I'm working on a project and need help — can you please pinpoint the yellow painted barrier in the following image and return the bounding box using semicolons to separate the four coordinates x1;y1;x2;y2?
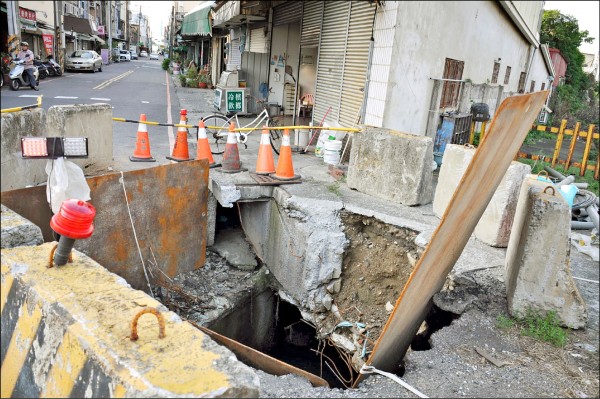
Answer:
0;243;259;398
0;95;43;113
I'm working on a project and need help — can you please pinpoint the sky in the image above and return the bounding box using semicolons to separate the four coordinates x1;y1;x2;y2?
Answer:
544;1;600;54
129;1;173;40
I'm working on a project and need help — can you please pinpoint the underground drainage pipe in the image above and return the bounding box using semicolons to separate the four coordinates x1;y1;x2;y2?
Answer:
571;221;595;230
585;204;599;231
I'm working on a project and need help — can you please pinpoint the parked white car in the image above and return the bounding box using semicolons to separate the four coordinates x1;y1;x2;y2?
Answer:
140;51;148;57
149;53;159;60
119;50;131;61
65;50;103;72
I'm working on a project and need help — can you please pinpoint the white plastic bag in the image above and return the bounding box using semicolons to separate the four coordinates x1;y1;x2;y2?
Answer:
45;158;91;214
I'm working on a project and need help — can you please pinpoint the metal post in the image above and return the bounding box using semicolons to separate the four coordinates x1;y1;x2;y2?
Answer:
6;1;18;37
107;0;112;61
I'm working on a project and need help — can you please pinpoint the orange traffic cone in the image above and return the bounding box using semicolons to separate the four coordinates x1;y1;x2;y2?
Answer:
221;123;245;173
129;114;156;162
196;120;220;168
255;126;276;174
167;109;193;162
273;129;300;180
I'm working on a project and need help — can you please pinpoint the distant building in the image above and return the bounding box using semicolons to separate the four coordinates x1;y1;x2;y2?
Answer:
549;48;568;87
582;52;599;81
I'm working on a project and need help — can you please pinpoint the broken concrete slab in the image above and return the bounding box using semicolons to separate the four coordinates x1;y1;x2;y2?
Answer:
433;144;531;247
505;176;588;329
0;204;43;248
211;228;258;271
347;125;434;206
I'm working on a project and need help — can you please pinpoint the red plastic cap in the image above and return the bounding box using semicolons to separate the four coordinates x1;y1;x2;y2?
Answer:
180;109;187;116
50;199;96;239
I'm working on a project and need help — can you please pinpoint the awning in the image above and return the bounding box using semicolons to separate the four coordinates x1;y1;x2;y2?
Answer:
181;3;212;37
20;19;39;33
78;34;94;42
92;35;105;45
64;15;93;35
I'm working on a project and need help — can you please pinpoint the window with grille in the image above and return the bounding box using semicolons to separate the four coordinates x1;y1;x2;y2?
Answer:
440;58;464;108
491;62;500;84
504;66;511;85
541;82;546;90
530;80;536;93
518;72;526;93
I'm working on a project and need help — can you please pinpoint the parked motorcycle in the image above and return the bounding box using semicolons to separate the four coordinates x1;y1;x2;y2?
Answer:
33;57;48;79
45;55;62;76
9;59;39;91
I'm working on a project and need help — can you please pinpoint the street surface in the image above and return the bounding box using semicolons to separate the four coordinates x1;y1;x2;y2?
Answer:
1;56;185;172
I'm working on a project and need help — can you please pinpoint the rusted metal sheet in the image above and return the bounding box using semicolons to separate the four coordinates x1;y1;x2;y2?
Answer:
1;160;210;292
357;91;550;383
188;320;329;388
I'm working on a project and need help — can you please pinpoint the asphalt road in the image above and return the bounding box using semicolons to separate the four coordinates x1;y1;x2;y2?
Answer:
1;56;183;172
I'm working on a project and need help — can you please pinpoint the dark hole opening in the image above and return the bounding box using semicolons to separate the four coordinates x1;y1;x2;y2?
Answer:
410;304;460;351
215;202;241;233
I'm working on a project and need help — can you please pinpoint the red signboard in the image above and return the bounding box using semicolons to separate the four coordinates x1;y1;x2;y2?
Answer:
42;34;54;56
19;7;36;21
97;26;105;35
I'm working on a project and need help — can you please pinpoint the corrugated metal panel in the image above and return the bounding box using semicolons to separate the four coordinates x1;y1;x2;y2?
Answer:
249;27;268;53
301;2;323;48
228;37;242;70
314;1;350;125
339;1;376;127
273;1;302;26
241;51;270;114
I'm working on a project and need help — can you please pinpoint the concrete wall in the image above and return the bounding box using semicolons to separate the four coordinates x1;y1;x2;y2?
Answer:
46;103;113;174
527;48;553;92
367;1;533;136
0;108;48;192
1;104;114;192
505;177;588;329
347;125;434;206
1;204;43;248
1;243;259;398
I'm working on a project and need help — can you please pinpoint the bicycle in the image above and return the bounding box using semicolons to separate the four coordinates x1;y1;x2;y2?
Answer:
201;99;284;155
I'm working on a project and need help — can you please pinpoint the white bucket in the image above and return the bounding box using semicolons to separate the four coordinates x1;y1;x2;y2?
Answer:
323;140;343;165
295;129;310;147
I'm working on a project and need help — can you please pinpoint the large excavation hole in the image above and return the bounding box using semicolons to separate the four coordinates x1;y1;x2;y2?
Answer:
410;304;460;351
215;202;241;232
210;293;356;389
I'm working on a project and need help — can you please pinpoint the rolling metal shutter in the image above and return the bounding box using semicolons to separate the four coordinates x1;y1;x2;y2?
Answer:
300;2;323;48
339;1;376;127
273;1;302;26
313;1;350;125
249;27;268;53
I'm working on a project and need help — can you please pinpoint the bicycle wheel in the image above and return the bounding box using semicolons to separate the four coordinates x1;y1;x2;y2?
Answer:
269;118;283;155
202;114;229;155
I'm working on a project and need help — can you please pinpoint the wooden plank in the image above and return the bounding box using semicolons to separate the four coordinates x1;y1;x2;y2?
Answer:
564;121;581;170
551;119;567;167
356;91;550;382
580;124;595;177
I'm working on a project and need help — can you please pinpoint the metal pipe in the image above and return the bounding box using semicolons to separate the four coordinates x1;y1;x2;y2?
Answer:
572;208;588;218
555;175;575;188
586;204;599;231
543;165;565;180
574;182;589;189
54;236;76;266
571;221;595;230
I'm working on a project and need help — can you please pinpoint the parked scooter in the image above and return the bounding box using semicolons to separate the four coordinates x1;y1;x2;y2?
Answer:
9;59;39;91
45;55;62;76
33;57;48;79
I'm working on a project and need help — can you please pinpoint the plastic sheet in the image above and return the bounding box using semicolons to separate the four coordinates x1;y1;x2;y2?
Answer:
45;158;91;214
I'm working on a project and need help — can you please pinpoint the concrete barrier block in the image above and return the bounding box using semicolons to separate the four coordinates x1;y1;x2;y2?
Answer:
46;104;113;174
0;204;43;248
347;126;433;206
0;108;47;191
1;243;260;398
433;144;531;247
505;177;587;329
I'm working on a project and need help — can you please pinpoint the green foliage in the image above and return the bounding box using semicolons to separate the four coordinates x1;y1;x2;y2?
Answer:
327;181;342;196
188;78;199;87
517;158;598;194
496;310;568;348
496;314;516;330
186;65;198;79
523;129;556;145
179;74;186;87
198;70;209;83
520;309;568;347
162;58;170;70
541;10;599;126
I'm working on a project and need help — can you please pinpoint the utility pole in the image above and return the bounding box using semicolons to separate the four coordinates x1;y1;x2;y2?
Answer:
107;1;112;61
6;0;19;38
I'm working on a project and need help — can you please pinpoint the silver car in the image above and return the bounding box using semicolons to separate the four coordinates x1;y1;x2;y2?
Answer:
66;50;103;72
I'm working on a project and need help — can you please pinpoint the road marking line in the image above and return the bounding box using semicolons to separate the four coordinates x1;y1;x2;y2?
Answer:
93;70;134;90
166;71;175;153
141;101;149;103
90;98;111;101
55;96;78;99
18;95;39;98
